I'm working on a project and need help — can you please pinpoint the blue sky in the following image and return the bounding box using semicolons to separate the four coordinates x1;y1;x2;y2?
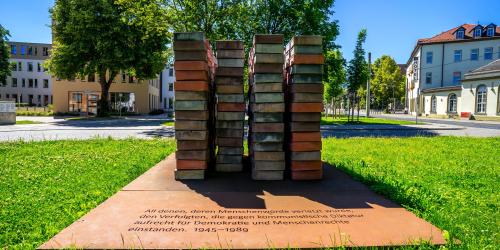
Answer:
1;0;499;64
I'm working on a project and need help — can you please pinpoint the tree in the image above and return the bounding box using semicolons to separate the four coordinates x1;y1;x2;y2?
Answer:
346;29;368;121
371;55;405;112
0;24;10;84
46;0;171;116
323;49;345;117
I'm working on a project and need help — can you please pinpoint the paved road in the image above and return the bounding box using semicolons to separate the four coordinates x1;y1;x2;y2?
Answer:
2;116;174;141
1;115;498;142
372;113;500;130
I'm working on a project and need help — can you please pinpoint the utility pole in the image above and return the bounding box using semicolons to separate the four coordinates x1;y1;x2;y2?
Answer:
366;52;371;117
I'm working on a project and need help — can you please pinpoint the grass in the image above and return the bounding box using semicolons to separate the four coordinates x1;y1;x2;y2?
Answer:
322;137;499;249
162;121;175;126
0;138;176;249
321;116;422;125
15;120;42;125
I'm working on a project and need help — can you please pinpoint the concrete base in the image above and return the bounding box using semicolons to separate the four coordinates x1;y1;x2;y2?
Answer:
40;154;445;249
0;113;15;125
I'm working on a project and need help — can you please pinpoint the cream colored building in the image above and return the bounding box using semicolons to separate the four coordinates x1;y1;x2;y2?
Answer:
406;23;500;118
461;60;499;117
52;73;160;115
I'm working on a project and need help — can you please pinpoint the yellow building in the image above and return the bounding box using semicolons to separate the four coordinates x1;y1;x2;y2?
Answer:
52;73;160;115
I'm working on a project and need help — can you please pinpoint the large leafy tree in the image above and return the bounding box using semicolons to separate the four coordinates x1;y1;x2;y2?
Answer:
46;0;171;116
371;55;405;111
346;29;368;121
323;48;345;103
0;24;10;84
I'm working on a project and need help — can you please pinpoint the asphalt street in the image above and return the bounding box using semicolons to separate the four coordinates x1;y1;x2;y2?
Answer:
0;115;497;141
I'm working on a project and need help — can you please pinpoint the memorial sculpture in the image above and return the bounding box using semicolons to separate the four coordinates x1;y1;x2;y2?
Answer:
248;34;286;180
173;32;324;181
214;41;246;172
173;32;217;180
284;36;324;180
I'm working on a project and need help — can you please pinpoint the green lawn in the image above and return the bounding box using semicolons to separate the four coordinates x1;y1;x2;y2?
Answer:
162;121;175;126
322;137;499;249
0;138;176;249
1;137;497;249
321;116;421;125
15;120;42;125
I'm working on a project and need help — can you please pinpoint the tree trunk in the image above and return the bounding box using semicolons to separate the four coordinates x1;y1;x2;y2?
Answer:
97;70;117;117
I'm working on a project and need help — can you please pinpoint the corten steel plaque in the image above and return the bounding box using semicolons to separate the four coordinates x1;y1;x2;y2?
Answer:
40;154;446;249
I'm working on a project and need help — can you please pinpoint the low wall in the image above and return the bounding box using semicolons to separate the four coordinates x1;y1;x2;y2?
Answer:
0;102;16;125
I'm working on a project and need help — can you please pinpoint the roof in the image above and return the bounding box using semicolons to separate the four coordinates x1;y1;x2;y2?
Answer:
406;23;500;65
417;24;500;44
468;59;500;74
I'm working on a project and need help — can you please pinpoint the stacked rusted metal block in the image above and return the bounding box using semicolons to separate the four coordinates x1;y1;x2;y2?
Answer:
284;36;324;180
214;41;245;172
173;32;217;180
248;34;286;180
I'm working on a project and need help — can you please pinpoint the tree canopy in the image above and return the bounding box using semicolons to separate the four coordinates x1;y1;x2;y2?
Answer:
371;55;405;109
0;24;10;84
47;0;171;115
323;48;345;102
346;29;368;94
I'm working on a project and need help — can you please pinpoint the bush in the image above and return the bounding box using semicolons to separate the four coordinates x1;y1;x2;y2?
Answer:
16;110;54;116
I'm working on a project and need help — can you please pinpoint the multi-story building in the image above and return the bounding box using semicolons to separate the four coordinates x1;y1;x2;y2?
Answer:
52;72;161;115
159;65;175;112
406;23;500;118
0;42;52;106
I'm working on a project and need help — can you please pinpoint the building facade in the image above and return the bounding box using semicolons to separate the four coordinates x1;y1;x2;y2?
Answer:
406;23;500;118
160;65;175;112
461;60;500;117
52;73;161;115
0;42;52;106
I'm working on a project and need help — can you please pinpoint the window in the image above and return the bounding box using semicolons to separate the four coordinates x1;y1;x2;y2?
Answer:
44;95;49;105
168;68;174;76
18;62;22;71
454;50;462;62
448;94;457;113
6;94;10;99
476;85;487;113
69;92;83;112
21;46;25;55
168;97;174;109
128;75;135;83
37;63;41;72
12;78;17;87
37;95;41;104
425;72;432;84
22;78;25;87
42;47;49;56
426;52;433;64
110;92;136;112
431;95;437;113
28;46;33;55
34;79;38;88
471;49;479;61
121;72;126;82
28;79;33;88
88;74;95;82
12;94;17;102
11;45;16;55
169;83;174;91
487;27;494;37
452;72;461;84
484;47;493;60
34;47;38;55
498;86;500;114
43;79;49;88
474;28;482;37
456;30;464;39
28;62;33;72
28;95;33;105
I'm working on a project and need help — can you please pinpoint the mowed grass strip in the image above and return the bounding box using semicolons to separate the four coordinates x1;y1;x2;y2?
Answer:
322;137;499;249
0;138;175;249
321;116;420;125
